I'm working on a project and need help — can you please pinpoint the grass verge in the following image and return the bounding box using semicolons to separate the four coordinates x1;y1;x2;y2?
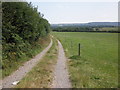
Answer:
53;32;118;88
2;36;51;79
15;37;58;88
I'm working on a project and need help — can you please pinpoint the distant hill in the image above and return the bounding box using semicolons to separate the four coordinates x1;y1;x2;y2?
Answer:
51;22;119;33
51;22;119;27
85;22;118;26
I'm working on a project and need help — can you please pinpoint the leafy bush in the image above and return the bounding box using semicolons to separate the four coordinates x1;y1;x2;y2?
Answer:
2;2;51;73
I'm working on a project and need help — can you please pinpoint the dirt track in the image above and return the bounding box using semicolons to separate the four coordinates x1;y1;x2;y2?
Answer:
1;39;52;88
52;40;71;88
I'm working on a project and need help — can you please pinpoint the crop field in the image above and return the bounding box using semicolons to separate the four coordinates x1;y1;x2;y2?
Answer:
98;27;118;31
52;32;118;88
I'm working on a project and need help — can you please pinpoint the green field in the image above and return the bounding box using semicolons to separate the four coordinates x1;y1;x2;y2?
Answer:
52;32;118;88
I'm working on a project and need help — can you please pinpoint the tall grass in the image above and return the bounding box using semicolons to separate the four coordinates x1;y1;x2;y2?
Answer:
2;36;50;78
53;32;118;88
15;38;58;88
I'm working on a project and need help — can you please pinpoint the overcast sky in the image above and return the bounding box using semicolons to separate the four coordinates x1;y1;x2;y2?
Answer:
26;0;118;24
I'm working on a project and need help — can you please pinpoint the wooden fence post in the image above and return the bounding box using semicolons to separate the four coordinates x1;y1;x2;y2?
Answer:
71;41;72;48
78;43;80;56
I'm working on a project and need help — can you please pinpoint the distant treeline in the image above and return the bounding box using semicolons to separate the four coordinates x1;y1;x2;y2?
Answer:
52;26;92;32
52;26;119;33
2;2;51;71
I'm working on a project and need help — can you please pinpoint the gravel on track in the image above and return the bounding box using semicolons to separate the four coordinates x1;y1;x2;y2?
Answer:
1;39;53;88
52;40;71;88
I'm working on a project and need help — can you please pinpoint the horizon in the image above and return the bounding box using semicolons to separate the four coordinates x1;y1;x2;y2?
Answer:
28;2;118;24
50;21;118;25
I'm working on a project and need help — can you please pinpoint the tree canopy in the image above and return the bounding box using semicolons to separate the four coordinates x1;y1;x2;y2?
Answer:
2;2;51;71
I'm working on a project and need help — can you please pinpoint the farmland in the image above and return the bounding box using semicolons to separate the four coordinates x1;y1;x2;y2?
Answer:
52;32;118;88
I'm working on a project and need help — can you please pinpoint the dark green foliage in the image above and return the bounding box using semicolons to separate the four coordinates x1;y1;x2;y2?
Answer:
52;26;119;33
2;2;51;75
52;26;93;32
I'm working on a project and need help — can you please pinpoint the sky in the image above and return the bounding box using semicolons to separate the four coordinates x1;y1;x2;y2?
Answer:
26;0;119;24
